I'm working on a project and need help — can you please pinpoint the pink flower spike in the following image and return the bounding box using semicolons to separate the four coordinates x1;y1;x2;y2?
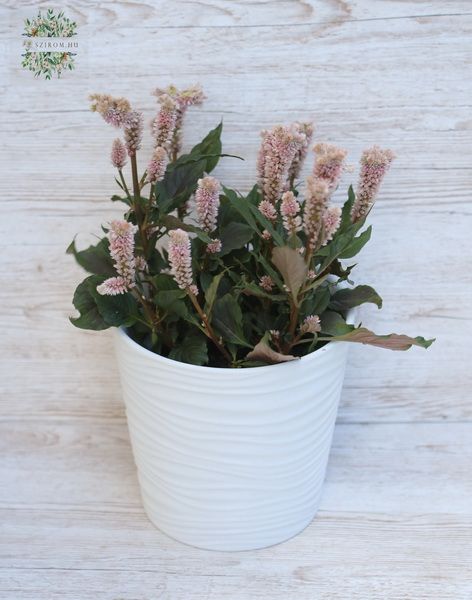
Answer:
111;138;127;169
351;146;395;222
299;315;321;335
96;276;128;296
146;146;168;183
168;229;195;291
124;111;143;157
288;122;315;183
152;94;178;149
312;142;347;190
258;199;278;222
108;220;138;285
90;94;131;128
322;206;342;245
303;176;330;252
257;125;306;205
195;176;221;232
280;191;302;236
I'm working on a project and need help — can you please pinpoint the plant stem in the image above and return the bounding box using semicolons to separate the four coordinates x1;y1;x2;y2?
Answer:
118;169;132;200
130;154;149;257
188;291;233;364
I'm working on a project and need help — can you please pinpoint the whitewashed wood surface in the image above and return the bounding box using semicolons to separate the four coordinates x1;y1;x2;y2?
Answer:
1;1;472;598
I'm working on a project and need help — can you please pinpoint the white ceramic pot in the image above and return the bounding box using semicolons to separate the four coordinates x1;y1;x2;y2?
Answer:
114;327;351;551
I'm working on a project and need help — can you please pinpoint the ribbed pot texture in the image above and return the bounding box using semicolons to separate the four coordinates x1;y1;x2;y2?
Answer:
114;328;351;551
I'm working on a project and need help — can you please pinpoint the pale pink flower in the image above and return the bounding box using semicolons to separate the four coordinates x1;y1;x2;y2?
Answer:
152;94;178;149
260;275;274;292
307;269;316;280
111;138;127;169
299;315;321;335
168;229;195;291
124;111;143;157
152;85;205;156
90;94;131;128
195;176;221;232
107;220;138;287
303;176;330;251
206;239;222;254
258;199;278;222
257;125;306;205
97;276;129;296
270;329;280;340
280;191;302;236
313;142;347;190
261;229;272;241
322;206;342;245
146;146;168;183
135;255;148;272
351;146;395;222
288;122;314;183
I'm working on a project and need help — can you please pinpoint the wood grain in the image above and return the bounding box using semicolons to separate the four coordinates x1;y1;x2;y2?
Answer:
1;0;471;597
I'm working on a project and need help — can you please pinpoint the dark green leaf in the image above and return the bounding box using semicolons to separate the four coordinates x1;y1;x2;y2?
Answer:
330;285;382;311
67;238;115;276
204;272;225;316
219;222;253;256
161;214;212;243
212;293;251;347
70;275;109;330
94;289;139;327
169;331;209;365
155;158;207;215
320;311;355;336
338;226;372;259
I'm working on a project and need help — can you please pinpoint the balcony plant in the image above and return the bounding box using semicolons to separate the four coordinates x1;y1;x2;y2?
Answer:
69;85;433;550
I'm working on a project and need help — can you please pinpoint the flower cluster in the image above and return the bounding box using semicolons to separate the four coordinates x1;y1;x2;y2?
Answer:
195;176;220;232
351;146;395;222
257;125;308;205
168;229;197;294
152;84;205;157
97;220;137;296
71;84;433;368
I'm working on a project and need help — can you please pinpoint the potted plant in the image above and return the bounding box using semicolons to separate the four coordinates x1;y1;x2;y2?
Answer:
69;85;433;551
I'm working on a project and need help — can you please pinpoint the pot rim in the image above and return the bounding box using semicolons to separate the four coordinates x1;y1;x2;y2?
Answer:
115;308;356;375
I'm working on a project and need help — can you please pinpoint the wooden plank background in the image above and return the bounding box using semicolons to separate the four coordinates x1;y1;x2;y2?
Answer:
1;1;471;598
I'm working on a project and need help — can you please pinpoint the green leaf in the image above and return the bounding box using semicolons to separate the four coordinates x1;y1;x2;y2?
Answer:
331;327;435;351
155;158;207;215
181;122;222;173
154;289;186;309
94;289;139;327
338;226;372;259
161;215;212;243
223;186;259;232
339;185;356;232
320;311;354;336
247;202;284;246
301;286;331;317
204;272;225;317
67;238;115;276
70;276;109;330
329;285;382;311
169;331;209;366
271;246;308;306
212;293;251;347
219;222;253;256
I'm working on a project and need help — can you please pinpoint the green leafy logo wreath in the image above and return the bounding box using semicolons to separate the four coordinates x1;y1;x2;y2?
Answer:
21;9;78;79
